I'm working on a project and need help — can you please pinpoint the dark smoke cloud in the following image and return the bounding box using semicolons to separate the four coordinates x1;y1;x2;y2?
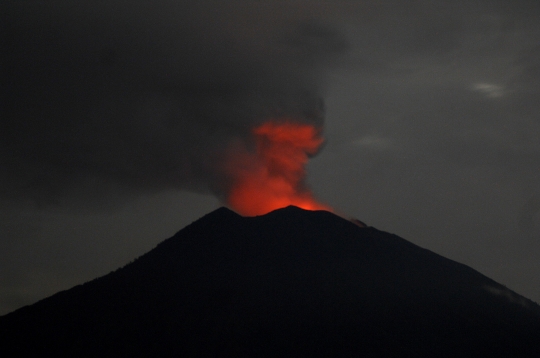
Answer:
1;1;348;208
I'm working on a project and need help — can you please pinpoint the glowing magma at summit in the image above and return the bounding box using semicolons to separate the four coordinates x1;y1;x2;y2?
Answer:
226;120;331;216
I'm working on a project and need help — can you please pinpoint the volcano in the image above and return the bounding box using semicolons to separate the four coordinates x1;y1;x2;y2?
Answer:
1;206;539;357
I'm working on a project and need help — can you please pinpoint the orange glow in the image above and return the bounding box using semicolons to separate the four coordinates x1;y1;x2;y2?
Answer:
226;120;331;216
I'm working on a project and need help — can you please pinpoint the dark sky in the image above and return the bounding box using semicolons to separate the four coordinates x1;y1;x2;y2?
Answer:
1;0;539;315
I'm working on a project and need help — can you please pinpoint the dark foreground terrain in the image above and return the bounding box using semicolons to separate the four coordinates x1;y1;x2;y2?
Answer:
1;206;539;357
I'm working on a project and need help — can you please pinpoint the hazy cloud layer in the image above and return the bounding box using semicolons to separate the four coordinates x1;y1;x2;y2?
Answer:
310;0;540;304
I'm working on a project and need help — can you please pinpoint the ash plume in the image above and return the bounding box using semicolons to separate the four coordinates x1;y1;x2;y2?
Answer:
0;1;348;208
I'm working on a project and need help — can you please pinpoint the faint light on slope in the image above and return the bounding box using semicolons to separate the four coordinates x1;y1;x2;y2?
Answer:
484;285;531;308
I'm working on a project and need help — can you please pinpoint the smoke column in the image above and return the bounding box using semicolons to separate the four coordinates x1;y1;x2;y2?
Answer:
0;1;347;210
225;120;331;216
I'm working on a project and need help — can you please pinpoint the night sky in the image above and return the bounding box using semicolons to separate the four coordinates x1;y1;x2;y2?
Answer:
1;0;539;315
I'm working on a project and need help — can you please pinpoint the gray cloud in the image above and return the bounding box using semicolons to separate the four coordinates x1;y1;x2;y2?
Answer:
1;1;348;208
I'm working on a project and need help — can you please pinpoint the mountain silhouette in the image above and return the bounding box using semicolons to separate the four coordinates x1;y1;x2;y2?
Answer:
1;206;539;357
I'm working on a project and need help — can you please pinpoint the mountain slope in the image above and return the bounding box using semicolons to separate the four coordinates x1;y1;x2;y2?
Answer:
1;206;539;357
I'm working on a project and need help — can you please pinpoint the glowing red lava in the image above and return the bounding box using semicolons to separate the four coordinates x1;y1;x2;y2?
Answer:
226;120;331;216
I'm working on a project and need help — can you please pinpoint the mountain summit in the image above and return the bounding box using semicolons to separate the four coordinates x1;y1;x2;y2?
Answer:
1;206;539;357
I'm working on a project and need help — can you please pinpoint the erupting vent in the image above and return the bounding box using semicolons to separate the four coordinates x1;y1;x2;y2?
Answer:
226;120;330;216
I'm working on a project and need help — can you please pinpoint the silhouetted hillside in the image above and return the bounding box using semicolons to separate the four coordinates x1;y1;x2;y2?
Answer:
1;206;539;357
